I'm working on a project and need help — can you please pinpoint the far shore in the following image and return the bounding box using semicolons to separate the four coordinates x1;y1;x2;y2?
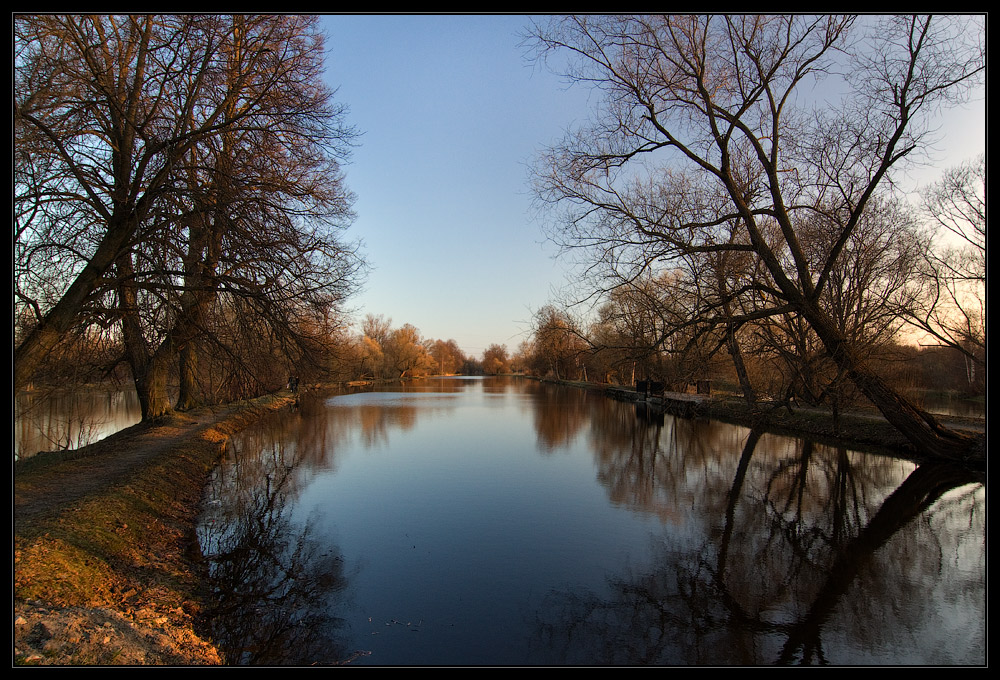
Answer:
531;375;985;466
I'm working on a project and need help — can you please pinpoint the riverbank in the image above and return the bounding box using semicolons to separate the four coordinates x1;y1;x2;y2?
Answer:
539;377;986;466
14;392;299;665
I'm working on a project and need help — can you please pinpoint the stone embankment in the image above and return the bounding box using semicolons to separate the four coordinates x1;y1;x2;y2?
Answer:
543;377;985;464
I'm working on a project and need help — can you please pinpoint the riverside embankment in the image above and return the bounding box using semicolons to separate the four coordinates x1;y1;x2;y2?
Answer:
539;377;985;466
14;392;300;665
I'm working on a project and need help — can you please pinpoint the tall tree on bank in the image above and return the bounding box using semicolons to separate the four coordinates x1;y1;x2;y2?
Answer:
117;15;361;415
15;15;361;418
15;15;226;393
527;15;984;460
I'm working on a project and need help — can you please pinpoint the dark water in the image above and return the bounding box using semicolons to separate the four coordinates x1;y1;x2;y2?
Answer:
910;391;986;419
196;377;985;666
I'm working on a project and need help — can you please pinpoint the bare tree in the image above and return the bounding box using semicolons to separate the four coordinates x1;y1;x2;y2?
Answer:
904;155;985;379
747;197;926;412
531;305;589;380
15;16;232;392
585;270;712;388
527;15;984;460
15;15;363;418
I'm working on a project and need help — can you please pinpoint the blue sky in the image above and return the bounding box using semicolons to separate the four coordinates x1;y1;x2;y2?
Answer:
321;14;585;357
319;14;985;359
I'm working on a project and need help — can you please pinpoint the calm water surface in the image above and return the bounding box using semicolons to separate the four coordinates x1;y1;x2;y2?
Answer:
14;388;140;460
196;377;985;666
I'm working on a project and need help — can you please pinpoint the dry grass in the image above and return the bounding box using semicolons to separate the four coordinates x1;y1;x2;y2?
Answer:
14;393;295;665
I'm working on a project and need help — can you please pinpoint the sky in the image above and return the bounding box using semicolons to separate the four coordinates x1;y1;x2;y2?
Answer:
319;14;986;359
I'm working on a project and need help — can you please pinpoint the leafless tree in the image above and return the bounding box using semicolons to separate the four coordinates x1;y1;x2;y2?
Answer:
15;15;363;418
527;15;984;460
584;271;712;388
747;197;926;411
15;15;233;392
531;305;590;380
904;155;985;379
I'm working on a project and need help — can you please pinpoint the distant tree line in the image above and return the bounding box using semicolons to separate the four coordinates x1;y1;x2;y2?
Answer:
336;314;513;380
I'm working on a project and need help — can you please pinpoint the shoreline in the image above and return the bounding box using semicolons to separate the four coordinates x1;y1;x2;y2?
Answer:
14;392;299;665
536;376;985;466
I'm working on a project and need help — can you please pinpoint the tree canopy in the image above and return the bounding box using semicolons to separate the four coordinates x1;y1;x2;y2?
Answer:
15;15;364;417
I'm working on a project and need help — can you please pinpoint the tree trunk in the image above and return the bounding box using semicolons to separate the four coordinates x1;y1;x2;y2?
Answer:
726;322;756;405
14;215;135;391
174;238;218;410
176;342;201;410
117;252;174;420
130;343;174;420
804;302;979;461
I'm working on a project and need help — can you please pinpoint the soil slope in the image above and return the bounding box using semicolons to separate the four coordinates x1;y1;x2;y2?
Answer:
14;394;296;666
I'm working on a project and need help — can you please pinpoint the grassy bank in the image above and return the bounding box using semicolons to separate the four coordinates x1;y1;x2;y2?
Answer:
14;393;297;665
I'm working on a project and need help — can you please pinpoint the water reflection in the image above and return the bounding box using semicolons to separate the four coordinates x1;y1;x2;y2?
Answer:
531;382;593;453
774;461;982;664
14;388;140;459
199;378;985;665
533;423;985;665
198;410;355;665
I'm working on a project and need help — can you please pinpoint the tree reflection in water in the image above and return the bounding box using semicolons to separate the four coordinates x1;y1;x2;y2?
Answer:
196;382;983;665
533;412;985;665
774;460;983;664
198;431;356;665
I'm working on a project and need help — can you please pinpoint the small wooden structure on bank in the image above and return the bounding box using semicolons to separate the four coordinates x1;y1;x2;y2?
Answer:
635;379;712;397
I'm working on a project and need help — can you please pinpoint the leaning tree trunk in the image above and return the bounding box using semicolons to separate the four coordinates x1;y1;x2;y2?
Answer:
803;302;979;461
14;213;137;392
726;322;757;405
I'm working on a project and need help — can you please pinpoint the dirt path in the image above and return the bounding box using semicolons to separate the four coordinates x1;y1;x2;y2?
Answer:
14;395;295;665
16;406;238;531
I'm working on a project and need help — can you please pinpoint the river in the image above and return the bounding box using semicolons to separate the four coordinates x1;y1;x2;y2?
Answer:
190;376;983;665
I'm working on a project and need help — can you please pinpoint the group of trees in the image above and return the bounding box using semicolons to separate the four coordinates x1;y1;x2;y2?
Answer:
519;154;986;402
522;15;985;460
904;156;986;377
15;15;364;419
343;314;511;379
14;14;984;462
